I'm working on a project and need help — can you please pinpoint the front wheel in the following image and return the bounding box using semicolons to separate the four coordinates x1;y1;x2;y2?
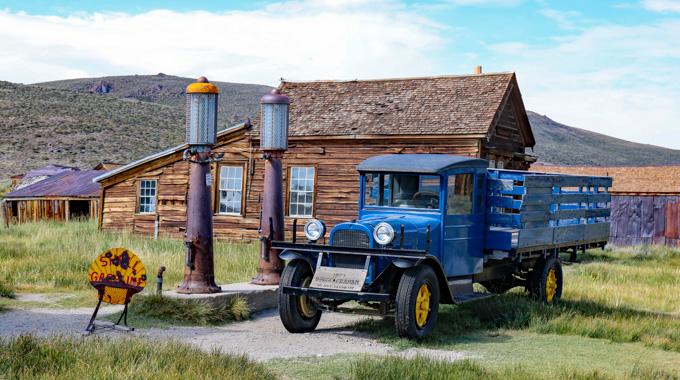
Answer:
278;260;322;333
529;256;563;303
395;265;440;339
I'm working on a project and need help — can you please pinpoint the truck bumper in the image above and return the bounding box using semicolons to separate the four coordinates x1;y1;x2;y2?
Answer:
281;286;391;302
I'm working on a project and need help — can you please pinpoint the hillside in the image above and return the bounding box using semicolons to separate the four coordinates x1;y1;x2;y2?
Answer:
0;80;186;185
0;76;270;187
2;74;680;187
528;111;680;166
34;74;272;127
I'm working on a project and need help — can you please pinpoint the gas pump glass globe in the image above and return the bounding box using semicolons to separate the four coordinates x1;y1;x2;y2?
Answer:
185;77;219;146
260;89;290;151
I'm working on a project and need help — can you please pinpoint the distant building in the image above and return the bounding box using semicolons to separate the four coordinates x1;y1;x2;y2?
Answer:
94;71;536;240
531;164;680;247
2;170;107;225
93;162;125;171
12;164;79;191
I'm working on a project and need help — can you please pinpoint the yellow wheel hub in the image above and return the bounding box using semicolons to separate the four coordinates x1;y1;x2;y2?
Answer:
297;277;316;318
415;284;431;327
546;268;557;302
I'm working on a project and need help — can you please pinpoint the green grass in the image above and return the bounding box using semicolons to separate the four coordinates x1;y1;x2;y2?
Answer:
349;355;679;380
355;245;680;354
267;344;680;380
0;220;259;308
0;334;275;380
107;294;250;328
0;280;15;299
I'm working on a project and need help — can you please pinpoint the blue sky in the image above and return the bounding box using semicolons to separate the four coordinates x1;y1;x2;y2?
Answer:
1;0;679;150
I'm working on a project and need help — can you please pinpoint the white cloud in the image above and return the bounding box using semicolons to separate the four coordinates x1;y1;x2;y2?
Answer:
442;0;522;5
487;20;680;149
0;1;446;85
540;8;581;30
642;0;680;13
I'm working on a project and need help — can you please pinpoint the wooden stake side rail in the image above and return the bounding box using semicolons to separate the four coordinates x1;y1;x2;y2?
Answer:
486;170;612;251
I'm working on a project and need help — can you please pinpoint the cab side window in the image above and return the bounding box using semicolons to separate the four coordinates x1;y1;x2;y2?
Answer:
447;174;474;215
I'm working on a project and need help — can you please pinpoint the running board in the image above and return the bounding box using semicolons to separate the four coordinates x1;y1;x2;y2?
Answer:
453;292;495;304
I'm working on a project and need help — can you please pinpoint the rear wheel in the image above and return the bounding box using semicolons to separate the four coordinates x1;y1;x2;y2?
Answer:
395;265;440;339
278;260;321;333
529;256;563;303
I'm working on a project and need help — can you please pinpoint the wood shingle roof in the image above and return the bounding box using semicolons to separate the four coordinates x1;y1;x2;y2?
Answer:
530;164;680;195
252;73;517;137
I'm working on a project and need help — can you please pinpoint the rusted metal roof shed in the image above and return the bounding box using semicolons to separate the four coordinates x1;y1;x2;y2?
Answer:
2;170;108;225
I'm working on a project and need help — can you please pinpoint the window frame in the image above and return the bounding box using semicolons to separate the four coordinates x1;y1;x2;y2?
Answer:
214;162;247;217
285;165;318;218
445;172;475;216
136;179;158;215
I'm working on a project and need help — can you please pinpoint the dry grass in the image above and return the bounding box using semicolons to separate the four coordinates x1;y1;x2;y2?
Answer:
355;245;680;354
0;220;259;308
0;334;275;379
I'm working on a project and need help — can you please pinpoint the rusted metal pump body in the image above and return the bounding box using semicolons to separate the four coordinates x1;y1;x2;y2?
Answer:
252;89;290;285
177;77;222;294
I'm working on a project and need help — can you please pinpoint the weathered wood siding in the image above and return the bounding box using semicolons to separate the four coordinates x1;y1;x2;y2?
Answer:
609;195;680;247
100;134;481;241
2;198;99;225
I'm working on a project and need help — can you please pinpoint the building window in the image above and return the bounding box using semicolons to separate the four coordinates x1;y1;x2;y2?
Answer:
218;165;244;215
288;167;315;217
138;180;157;214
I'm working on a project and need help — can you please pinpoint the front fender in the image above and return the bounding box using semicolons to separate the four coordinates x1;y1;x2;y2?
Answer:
279;250;314;271
416;255;455;304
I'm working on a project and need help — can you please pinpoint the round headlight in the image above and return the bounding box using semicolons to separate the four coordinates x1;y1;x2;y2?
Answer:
304;219;326;242
373;222;395;245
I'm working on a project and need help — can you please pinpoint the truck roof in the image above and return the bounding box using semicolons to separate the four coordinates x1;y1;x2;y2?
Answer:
356;154;489;174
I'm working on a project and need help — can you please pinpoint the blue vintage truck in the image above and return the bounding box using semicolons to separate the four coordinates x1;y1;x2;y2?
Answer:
273;154;612;339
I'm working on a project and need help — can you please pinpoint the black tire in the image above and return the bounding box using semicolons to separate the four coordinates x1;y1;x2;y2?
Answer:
480;275;516;294
529;256;563;303
395;265;440;339
278;260;321;333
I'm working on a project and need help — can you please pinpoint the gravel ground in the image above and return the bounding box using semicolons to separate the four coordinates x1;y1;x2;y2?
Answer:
0;301;472;362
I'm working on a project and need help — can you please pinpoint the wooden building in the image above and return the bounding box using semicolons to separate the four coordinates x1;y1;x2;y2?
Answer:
2;170;107;225
95;72;536;240
530;164;680;247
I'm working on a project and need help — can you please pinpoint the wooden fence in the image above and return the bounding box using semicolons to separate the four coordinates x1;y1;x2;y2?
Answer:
610;195;680;247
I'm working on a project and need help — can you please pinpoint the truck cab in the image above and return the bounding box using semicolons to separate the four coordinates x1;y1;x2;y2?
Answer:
274;154;611;339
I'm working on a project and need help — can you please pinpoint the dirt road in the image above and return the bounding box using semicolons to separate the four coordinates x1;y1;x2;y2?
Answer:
0;305;470;362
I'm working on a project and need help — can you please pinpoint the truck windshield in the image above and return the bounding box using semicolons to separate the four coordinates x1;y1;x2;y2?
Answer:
364;173;441;210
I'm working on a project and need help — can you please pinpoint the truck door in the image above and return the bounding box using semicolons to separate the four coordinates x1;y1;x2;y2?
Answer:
442;170;485;276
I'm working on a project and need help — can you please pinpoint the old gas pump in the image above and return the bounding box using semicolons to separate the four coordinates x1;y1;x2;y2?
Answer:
252;89;289;285
177;77;223;294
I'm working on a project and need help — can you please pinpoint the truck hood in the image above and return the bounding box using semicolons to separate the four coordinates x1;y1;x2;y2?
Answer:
330;214;440;251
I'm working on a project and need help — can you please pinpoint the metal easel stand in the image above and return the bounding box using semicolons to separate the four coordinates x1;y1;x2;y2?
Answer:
84;288;135;335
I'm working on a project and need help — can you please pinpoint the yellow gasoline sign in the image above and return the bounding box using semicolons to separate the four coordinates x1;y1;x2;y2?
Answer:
88;248;147;305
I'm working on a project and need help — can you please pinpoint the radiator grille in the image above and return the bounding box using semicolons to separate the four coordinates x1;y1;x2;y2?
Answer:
331;229;371;269
332;229;371;248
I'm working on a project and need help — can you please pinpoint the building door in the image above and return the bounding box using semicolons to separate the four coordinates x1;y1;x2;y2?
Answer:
69;200;90;219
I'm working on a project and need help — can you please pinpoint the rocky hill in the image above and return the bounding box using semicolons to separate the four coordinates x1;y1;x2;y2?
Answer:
528;111;680;166
34;74;272;127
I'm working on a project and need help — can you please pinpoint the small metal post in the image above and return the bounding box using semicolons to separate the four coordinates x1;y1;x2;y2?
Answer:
426;225;431;251
156;266;166;295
